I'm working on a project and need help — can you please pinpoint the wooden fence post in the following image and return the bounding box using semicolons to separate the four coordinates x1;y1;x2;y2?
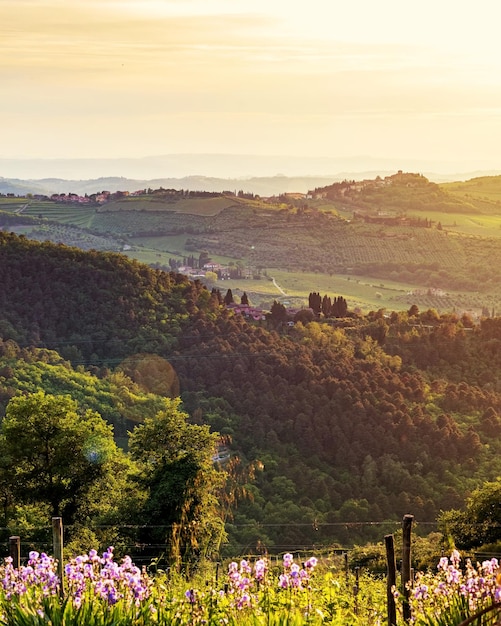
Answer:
52;517;64;595
385;534;397;626
353;566;360;615
402;514;414;624
9;536;20;569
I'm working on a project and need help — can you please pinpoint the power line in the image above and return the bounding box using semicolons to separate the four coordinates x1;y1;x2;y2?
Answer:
0;521;440;532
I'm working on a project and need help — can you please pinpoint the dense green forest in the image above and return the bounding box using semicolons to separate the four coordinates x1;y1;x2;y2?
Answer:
2;231;501;562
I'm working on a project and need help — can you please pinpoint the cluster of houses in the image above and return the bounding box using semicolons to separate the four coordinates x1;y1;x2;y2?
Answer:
178;262;254;281
306;175;391;201
45;187;247;206
177;261;316;324
48;189;146;205
226;302;268;321
226;301;315;325
306;170;423;201
407;287;447;298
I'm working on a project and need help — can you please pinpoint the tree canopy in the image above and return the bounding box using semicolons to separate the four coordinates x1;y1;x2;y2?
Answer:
0;391;118;524
128;398;225;570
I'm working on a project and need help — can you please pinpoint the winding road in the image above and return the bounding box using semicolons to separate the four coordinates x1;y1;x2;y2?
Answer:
271;277;287;296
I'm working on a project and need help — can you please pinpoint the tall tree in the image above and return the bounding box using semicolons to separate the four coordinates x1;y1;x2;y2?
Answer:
198;251;211;268
332;295;348;318
439;478;501;549
308;292;321;315
322;295;332;317
128;398;225;570
211;287;223;305
270;300;288;325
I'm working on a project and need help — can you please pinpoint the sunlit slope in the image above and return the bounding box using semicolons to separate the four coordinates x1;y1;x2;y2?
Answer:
312;171;478;214
440;176;501;213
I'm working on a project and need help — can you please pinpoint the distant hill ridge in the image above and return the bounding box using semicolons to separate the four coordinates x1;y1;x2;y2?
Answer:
0;174;344;197
2;167;501;198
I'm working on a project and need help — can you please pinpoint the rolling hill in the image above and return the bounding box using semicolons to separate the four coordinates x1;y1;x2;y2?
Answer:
3;171;501;315
3;232;501;551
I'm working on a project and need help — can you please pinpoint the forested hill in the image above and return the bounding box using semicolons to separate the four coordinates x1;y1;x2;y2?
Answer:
3;232;501;551
0;231;217;362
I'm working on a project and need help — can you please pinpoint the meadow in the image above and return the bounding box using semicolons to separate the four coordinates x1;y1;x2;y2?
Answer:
0;548;383;626
3;546;501;625
206;269;487;315
105;195;241;215
441;176;501;206
25;206;97;229
404;210;501;238
0;199;87;222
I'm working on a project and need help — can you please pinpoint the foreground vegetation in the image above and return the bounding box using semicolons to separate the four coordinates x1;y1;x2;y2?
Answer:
3;547;501;625
1;549;369;626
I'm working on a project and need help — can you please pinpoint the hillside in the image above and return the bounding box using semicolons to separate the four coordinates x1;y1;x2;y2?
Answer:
311;171;480;213
441;175;501;212
4;171;501;315
3;234;501;552
0;231;216;362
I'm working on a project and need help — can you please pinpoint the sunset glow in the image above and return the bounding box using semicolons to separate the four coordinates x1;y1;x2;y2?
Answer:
2;0;501;173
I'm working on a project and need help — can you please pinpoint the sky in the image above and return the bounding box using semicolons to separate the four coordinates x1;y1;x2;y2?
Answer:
2;0;501;176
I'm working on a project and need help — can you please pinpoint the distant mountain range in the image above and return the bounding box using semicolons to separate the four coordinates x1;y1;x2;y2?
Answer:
0;173;383;197
1;153;500;197
3;170;501;199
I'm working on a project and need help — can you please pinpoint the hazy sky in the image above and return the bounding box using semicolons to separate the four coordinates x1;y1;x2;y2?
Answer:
2;0;501;173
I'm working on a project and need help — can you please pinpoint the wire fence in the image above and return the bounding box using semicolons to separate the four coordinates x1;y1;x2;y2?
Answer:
0;518;487;571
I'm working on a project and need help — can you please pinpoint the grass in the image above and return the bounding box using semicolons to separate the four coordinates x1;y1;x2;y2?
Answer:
120;246;176;267
269;270;410;311
216;269;500;315
441;176;501;206
403;210;501;238
0;549;387;626
128;235;192;255
5;224;36;235
17;202;97;228
0;198;29;211
213;272;414;312
4;546;501;625
105;195;237;216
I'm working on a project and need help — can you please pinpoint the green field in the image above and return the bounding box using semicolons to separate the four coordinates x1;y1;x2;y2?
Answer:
441;176;501;207
213;272;404;312
120;246;176;267
128;234;189;254
215;270;476;314
269;270;410;310
404;209;501;237
27;206;96;228
1;199;98;228
105;195;237;215
0;198;29;211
